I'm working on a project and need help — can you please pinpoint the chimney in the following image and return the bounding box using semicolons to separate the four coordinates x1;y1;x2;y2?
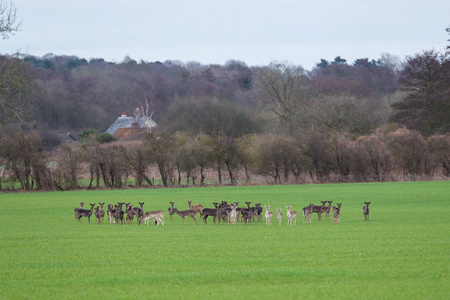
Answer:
131;121;139;129
121;112;127;117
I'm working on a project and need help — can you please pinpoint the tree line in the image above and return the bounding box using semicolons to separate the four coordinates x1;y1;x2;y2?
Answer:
0;126;449;191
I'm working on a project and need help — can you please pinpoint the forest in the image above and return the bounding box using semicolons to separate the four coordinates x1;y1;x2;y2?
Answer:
0;27;449;190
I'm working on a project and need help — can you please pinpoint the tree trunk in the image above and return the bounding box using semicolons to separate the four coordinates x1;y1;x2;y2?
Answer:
217;163;222;184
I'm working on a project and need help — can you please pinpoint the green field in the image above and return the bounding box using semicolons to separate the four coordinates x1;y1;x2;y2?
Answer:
1;181;449;299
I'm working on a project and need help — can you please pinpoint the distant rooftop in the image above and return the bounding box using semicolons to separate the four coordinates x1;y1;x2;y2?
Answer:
113;127;148;141
106;113;157;136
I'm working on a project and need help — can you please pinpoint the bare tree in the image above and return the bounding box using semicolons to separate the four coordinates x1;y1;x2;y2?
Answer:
328;133;353;181
52;145;84;190
427;134;450;176
254;134;302;184
0;128;53;190
173;132;194;185
207;134;241;185
386;127;433;177
351;134;393;181
191;134;212;186
118;141;153;187
0;1;21;39
144;132;175;187
256;61;308;133
301;131;333;182
0;56;34;126
137;97;156;132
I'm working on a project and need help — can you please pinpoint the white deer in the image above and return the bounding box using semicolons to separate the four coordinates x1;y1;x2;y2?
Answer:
276;209;283;226
229;204;238;225
139;210;164;226
285;206;297;225
264;205;273;225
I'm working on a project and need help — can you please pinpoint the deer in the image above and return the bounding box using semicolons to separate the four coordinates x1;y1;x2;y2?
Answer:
240;202;252;222
133;202;145;219
229;204;238;225
285;205;297;225
173;207;197;225
107;204;116;224
74;202;84;222
216;202;230;225
125;204;135;224
202;202;219;224
94;202;105;224
323;201;333;220
168;202;175;221
255;203;263;222
139;210;164;226
363;202;371;221
332;203;342;224
234;202;242;222
264;205;273;225
187;199;204;216
302;203;314;224
240;202;257;224
276;209;283;226
114;202;125;225
244;202;261;223
311;201;327;221
76;203;95;223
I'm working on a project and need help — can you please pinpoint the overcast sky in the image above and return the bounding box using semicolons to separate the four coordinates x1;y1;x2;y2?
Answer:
1;0;449;70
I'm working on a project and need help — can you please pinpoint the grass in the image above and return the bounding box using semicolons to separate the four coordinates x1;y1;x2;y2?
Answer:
0;181;449;299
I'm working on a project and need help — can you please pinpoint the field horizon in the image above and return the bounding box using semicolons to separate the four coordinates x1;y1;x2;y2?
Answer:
1;181;449;299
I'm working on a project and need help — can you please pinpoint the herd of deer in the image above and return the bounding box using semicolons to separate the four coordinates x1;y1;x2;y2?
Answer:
74;200;372;225
73;202;164;225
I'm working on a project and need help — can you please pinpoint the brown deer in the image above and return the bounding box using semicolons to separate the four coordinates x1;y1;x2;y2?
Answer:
173;207;197;225
276;209;283;226
107;204;115;224
302;203;314;224
168;202;175;221
332;203;342;224
285;206;297;225
74;202;84;222
311;201;327;221
202;202;219;224
239;201;259;224
264;205;273;225
363;202;371;221
125;204;135;224
187;199;204;216
94;202;105;224
216;202;230;225
76;203;95;223
240;201;252;222
133;202;145;219
114;202;125;225
255;203;263;222
324;201;333;220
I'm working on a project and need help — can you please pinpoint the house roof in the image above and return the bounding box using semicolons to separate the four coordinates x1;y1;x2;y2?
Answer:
106;116;157;136
113;127;148;141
